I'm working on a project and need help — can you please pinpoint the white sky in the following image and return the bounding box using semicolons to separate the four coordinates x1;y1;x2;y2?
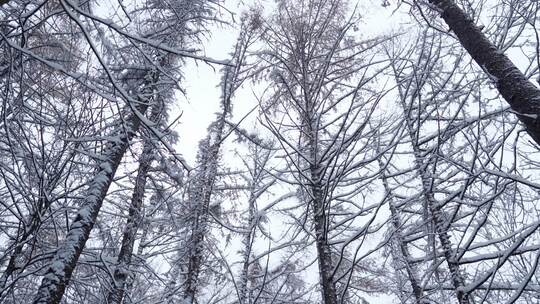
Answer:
176;0;409;164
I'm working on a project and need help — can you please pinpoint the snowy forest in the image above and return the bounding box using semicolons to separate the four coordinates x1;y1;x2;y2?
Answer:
1;0;540;303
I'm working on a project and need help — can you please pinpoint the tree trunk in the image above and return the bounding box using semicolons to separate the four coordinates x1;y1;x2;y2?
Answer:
237;148;272;304
181;29;250;302
399;91;470;304
387;40;471;302
378;158;424;304
122;208;152;304
307;122;338;304
427;0;540;145
32;97;152;304
105;106;160;304
311;180;339;304
238;190;257;304
182;114;226;303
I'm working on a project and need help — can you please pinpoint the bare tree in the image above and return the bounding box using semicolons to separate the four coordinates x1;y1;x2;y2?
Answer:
0;2;102;301
383;11;540;301
1;1;540;303
103;102;172;304
9;0;223;303
176;13;261;303
258;0;393;302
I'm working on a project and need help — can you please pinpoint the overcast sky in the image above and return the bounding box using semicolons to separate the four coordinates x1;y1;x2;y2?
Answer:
176;0;409;164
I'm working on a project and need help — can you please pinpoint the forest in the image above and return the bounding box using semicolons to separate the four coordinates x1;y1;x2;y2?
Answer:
1;0;540;303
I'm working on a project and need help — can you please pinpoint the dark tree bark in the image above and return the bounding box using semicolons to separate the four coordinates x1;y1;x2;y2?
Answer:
105;106;161;304
32;100;151;304
307;119;338;304
427;0;540;145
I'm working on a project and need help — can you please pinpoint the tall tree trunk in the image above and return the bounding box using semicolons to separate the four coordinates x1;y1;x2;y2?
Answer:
387;36;471;302
182;112;227;303
427;0;540;145
238;186;259;304
377;157;424;304
32;90;154;304
311;174;338;304
237;147;272;304
122;204;153;304
181;26;253;302
105;107;161;304
397;86;470;304
307;122;338;304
